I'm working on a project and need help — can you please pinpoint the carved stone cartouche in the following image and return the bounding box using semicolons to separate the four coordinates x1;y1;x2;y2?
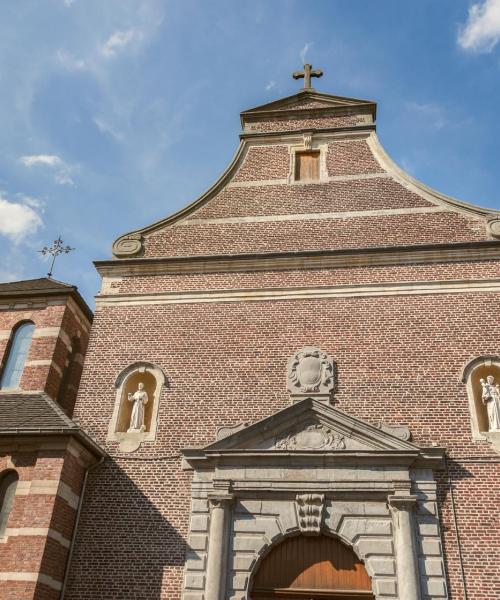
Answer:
287;347;334;402
275;423;345;451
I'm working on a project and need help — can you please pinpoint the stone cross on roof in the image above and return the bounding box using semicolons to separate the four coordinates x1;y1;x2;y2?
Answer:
293;63;323;90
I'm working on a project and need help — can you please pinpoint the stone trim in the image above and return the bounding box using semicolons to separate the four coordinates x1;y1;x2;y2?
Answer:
176;206;447;227
95;241;500;278
367;132;496;219
25;359;63;377
0;299;66;311
0;571;63;591
96;278;500;308
1;527;71;548
226;171;391;188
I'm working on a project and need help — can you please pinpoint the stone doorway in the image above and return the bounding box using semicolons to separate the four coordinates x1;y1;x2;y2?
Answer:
250;534;374;600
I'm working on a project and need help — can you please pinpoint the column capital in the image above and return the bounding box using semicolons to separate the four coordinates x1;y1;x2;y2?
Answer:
208;494;233;509
388;494;418;511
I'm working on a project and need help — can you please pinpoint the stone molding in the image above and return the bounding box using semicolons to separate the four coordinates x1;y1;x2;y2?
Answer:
96;241;500;279
96;278;500;309
174;205;446;226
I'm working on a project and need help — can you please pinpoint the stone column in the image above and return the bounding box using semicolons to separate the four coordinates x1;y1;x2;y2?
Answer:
388;495;421;600
205;494;233;600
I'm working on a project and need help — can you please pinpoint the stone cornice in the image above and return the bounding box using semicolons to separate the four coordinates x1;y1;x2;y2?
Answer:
239;124;376;141
95;241;500;278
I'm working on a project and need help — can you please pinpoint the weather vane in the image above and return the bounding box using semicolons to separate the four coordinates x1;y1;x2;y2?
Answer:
38;236;74;278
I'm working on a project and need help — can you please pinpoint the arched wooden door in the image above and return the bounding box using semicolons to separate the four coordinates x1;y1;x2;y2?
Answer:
250;534;374;600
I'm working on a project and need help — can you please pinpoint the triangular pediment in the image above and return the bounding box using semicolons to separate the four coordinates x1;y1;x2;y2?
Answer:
204;398;418;453
241;90;376;116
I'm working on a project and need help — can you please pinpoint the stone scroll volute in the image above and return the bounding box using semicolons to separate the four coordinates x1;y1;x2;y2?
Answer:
287;346;334;403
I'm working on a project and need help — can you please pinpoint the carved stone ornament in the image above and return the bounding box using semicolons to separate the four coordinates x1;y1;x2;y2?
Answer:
295;493;325;535
487;218;500;239
287;346;334;401
216;422;249;441
112;233;143;258
275;423;345;450
377;422;411;441
303;131;313;150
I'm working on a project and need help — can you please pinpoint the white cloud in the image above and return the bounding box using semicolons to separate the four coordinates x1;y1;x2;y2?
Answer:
458;0;500;52
57;49;86;71
0;194;43;241
407;102;448;129
20;154;75;186
299;42;313;64
265;80;276;91
63;0;76;5
20;154;62;167
102;29;140;58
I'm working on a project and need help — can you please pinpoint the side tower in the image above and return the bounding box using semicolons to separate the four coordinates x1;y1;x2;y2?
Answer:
71;67;500;600
0;278;104;600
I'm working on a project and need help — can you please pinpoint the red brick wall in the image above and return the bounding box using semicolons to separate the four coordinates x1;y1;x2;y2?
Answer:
0;299;90;413
68;98;499;599
0;444;86;600
145;210;485;258
67;286;500;599
245;113;367;133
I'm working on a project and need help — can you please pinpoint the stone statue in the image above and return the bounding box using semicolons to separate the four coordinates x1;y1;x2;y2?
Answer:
127;382;148;433
480;375;500;432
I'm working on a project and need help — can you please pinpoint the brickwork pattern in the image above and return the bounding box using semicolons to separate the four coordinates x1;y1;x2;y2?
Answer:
0;301;90;414
0;446;84;600
69;289;500;598
146;211;485;258
69;94;499;599
326;140;384;176
233;145;290;182
111;260;500;295
189;176;434;220
246;113;367;133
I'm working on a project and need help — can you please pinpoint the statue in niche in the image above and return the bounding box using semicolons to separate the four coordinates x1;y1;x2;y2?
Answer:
480;375;500;432
127;382;148;433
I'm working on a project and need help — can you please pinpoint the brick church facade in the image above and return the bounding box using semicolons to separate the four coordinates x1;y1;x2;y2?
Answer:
1;67;500;600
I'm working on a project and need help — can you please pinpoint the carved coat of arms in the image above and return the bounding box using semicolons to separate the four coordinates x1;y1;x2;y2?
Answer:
287;346;334;401
275;423;345;451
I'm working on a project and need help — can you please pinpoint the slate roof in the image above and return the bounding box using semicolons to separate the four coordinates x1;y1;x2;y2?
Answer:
0;277;74;294
0;277;93;322
0;392;105;457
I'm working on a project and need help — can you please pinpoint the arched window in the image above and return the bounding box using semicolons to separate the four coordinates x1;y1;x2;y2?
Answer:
0;322;35;390
0;471;19;537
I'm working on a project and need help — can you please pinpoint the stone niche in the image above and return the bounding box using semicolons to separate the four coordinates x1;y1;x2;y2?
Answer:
107;362;165;452
462;355;500;451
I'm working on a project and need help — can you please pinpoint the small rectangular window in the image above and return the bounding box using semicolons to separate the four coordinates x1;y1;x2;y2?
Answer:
295;151;320;182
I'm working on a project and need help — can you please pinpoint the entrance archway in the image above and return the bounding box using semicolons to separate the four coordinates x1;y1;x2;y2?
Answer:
250;534;374;600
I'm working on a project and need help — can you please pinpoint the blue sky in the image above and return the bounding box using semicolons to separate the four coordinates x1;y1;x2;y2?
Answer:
1;0;500;305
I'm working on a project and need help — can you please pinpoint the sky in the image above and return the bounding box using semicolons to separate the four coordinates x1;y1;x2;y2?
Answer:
1;0;500;306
